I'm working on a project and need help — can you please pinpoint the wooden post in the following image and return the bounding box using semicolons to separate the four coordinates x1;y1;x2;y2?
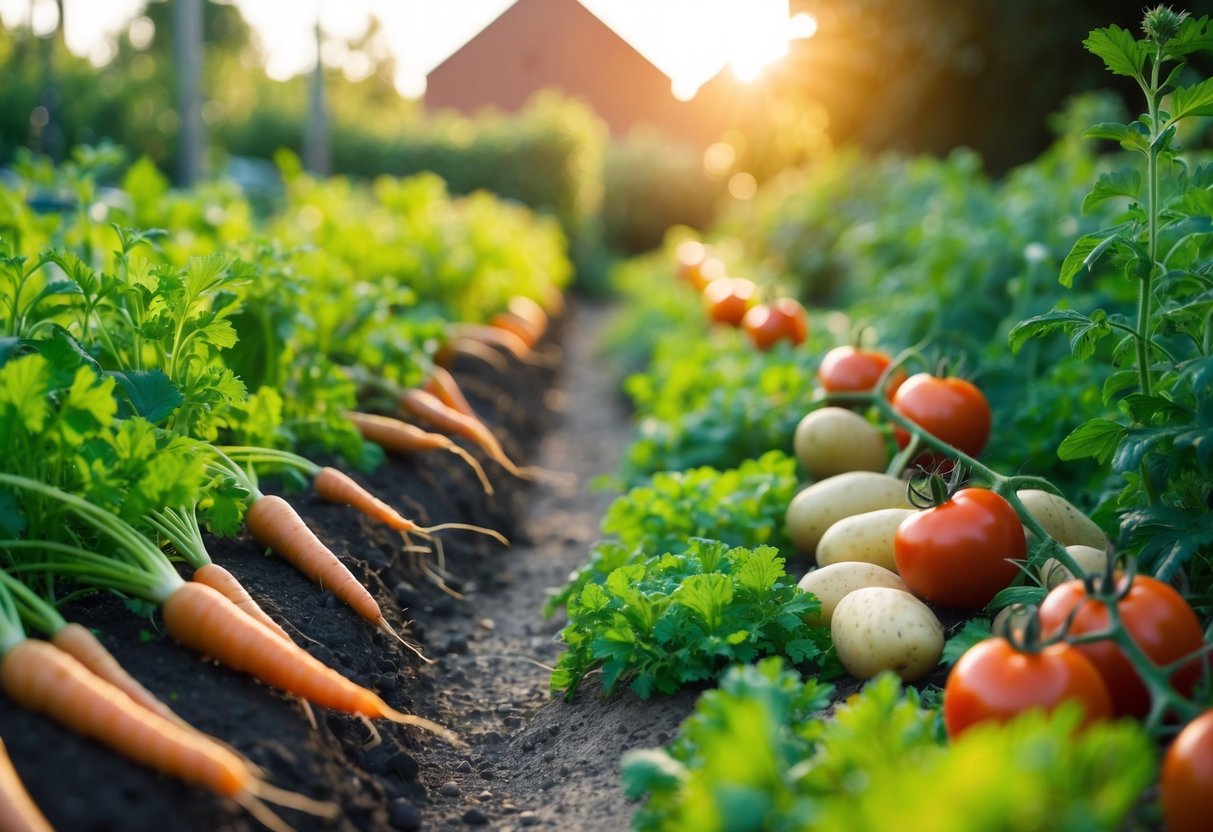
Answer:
304;13;330;176
175;0;205;185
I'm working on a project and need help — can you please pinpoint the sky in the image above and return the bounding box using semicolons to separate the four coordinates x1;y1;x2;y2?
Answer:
0;0;815;100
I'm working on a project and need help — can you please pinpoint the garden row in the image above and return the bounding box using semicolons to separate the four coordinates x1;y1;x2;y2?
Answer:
0;145;569;830
547;10;1213;831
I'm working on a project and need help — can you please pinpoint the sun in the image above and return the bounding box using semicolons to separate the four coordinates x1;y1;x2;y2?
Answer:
728;10;816;83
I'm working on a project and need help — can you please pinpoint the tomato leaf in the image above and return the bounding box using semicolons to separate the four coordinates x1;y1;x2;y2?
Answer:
1082;167;1142;214
1170;77;1213;120
1083;25;1149;79
1058;418;1126;463
941;618;992;666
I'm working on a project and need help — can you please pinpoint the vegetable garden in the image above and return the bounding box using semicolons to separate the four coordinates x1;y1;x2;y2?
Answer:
2;5;1213;832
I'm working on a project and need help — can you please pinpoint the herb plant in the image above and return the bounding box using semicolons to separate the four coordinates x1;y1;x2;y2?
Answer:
550;540;833;699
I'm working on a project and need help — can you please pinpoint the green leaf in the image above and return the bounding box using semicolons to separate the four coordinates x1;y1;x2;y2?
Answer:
1058;418;1126;464
736;545;784;595
1165;15;1213;58
1170;77;1213;120
941;619;992;666
1083;25;1148;79
1007;309;1112;359
1059;224;1134;287
108;370;183;423
0;353;51;431
0;490;26;537
986;585;1047;610
675;573;733;631
1081;167;1141;213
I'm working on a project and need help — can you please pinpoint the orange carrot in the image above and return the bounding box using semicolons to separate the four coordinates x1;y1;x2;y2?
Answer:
491;312;540;349
508;295;550;340
423;366;479;420
161;582;456;743
399;388;530;480
313;466;507;545
345;411;494;495
0;639;334;831
434;338;508;372
312;467;423;534
50;623;182;727
192;563;292;644
244;495;385;630
0;737;53;832
447;323;532;361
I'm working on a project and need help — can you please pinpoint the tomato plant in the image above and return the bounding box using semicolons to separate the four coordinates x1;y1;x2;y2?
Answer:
1162;710;1213;832
893;487;1024;609
1037;575;1205;719
741;298;808;351
891;373;991;459
703;277;756;327
818;345;904;397
943;637;1112;739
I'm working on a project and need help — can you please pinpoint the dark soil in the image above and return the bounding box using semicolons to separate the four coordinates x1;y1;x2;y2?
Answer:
0;301;694;832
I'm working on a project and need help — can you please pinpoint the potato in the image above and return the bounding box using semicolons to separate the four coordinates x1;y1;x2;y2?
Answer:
831;587;944;682
785;472;912;555
1017;489;1110;550
815;508;917;572
797;562;907;626
1040;544;1113;588
794;407;889;480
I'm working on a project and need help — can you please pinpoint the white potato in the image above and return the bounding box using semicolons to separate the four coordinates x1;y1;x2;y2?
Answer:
831;587;944;682
785;472;912;555
797;562;907;626
794;407;889;480
815;508;917;572
1017;489;1110;550
1040;544;1113;588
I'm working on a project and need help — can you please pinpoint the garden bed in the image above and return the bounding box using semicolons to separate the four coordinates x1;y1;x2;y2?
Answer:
0;302;680;832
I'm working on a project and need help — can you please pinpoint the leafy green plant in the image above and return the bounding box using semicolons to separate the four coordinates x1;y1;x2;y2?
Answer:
624;663;1155;832
551;540;833;699
1011;7;1213;583
546;451;801;615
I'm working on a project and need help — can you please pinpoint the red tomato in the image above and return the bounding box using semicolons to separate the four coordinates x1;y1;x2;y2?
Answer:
818;345;905;397
741;298;808;350
703;277;757;327
1162;710;1213;832
943;637;1113;739
893;487;1025;609
892;373;992;459
1038;575;1205;718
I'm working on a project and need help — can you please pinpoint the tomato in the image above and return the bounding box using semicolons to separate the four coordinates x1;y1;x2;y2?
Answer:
675;241;725;291
703;277;757;327
893;487;1025;610
741;298;808;350
891;373;991;459
1038;575;1205;718
1161;710;1213;832
818;345;905;397
943;637;1112;739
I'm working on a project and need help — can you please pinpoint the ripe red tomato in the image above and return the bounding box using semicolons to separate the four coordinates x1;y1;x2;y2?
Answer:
893;487;1025;610
674;241;725;291
891;373;991;459
703;277;757;327
741;298;808;350
943;637;1113;739
818;345;906;397
1162;710;1213;832
1037;575;1205;718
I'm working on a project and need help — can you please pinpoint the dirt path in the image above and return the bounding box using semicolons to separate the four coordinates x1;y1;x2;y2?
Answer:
416;301;698;830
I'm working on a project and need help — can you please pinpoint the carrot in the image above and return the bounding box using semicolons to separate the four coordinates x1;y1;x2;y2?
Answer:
0;737;53;832
447;323;532;362
434;338;508;372
490;312;540;349
0;639;333;831
399;388;530;480
161;582;457;744
423;366;479;420
50;623;183;727
345;410;494;495
508;295;550;340
244;495;386;630
192;563;292;644
312;467;507;545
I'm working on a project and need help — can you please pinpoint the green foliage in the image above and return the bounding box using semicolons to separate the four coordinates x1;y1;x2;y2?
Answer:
550;540;832;699
625;664;1155;832
546;451;801;614
1011;12;1213;584
620;335;822;485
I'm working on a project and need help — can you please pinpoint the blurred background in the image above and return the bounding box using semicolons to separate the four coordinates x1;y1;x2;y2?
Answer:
0;0;1187;281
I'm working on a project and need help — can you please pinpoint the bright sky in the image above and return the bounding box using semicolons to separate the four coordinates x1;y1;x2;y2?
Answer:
0;0;815;100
